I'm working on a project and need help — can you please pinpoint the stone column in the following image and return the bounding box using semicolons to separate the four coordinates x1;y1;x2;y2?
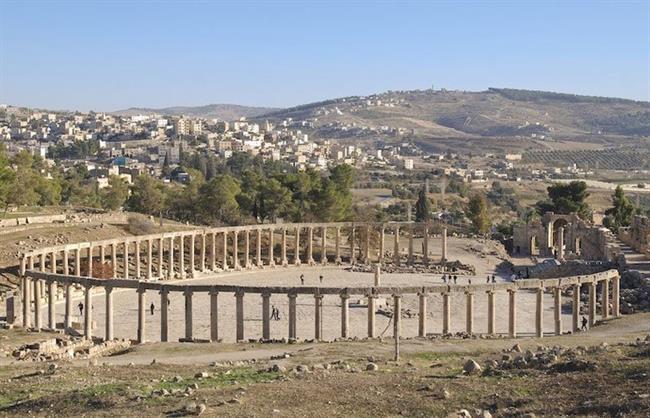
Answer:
281;228;288;266
508;289;517;338
222;231;229;271
423;224;429;266
105;286;113;341
441;227;448;263
210;233;217;271
188;234;195;274
364;225;370;263
408;225;414;266
321;226;327;265
64;281;72;330
210;289;219;342
557;226;565;260
134;240;141;279
307;227;314;265
244;230;250;269
487;290;495;335
168;236;175;279
262;292;271;340
378;225;385;264
99;245;106;266
268;228;275;267
179;235;185;277
232;230;240;270
48;281;56;330
184;289;193;341
87;246;93;277
553;287;562;336
39;253;46;273
442;292;451;334
335;227;342;264
256;229;263;268
63;250;69;275
200;233;206;272
340;293;349;338
393;294;402;361
75;248;81;277
546;221;554;254
572;284;581;332
367;295;376;338
612;276;620;317
418;292;427;337
393;227;400;265
601;279;609;319
294;227;301;265
465;291;474;334
50;251;57;273
588;282;596;326
23;277;32;329
111;243;117;278
84;284;92;340
158;237;164;277
374;264;381;286
146;239;153;280
350;226;356;265
314;294;323;341
288;293;297;340
160;288;169;342
235;289;244;342
123;241;129;279
137;287;146;344
34;279;42;330
535;287;544;338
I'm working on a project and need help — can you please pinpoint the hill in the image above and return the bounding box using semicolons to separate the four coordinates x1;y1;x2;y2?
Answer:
256;88;650;152
112;104;278;121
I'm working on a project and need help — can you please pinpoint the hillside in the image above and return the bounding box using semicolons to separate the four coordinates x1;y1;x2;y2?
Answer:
257;88;650;151
112;104;278;121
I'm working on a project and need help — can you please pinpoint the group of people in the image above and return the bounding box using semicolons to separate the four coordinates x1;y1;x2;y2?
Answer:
299;274;324;285
270;305;281;320
441;274;498;284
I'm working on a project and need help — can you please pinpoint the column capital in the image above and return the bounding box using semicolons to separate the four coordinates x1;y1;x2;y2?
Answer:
507;288;518;294
234;288;245;298
339;292;350;300
486;289;495;295
314;293;324;300
261;290;272;298
208;286;219;296
392;292;403;299
183;287;193;296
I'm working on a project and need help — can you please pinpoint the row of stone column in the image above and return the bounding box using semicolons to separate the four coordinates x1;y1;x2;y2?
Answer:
20;224;450;287
21;274;620;342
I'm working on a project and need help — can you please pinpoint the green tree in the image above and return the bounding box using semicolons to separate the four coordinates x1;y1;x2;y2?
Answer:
536;181;591;220
100;175;129;211
197;175;241;225
0;146;16;214
127;174;165;216
467;193;491;234
259;178;293;222
604;185;635;229
415;186;432;222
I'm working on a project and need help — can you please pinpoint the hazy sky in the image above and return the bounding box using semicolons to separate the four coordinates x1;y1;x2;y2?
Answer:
1;1;649;111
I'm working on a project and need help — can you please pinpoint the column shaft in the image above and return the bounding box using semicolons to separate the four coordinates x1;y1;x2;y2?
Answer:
84;285;92;339
612;276;620;317
294;227;301;265
105;287;113;341
48;281;56;330
393;227;400;265
135;241;141;279
588;282;596;326
34;280;42;330
442;293;450;334
465;292;474;334
64;282;72;330
340;294;349;338
262;293;271;340
535;288;544;338
235;291;244;341
268;228;275;266
281;228;288;266
601;280;610;319
137;289;146;343
418;293;427;337
146;239;153;280
307;227;314;265
572;284;581;332
554;287;562;336
232;231;239;269
367;295;376;338
487;291;495;335
321;227;327;265
168;236;175;279
200;233;206;272
160;289;169;342
210;290;219;342
508;290;517;337
314;295;323;340
335;227;342;264
184;290;193;341
288;294;297;340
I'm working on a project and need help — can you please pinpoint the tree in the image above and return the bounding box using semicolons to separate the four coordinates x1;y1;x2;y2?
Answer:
100;175;129;211
467;193;491;234
162;152;172;177
536;181;591;220
259;178;293;222
604;185;635;230
415;186;432;222
127;175;165;216
197;175;241;225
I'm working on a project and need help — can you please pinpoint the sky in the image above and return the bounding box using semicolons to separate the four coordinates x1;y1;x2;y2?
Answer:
1;0;649;111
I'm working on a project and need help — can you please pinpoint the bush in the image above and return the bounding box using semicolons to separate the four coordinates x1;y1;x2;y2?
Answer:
127;215;155;235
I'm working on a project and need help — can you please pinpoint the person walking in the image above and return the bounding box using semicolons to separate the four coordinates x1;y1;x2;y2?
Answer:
78;302;84;317
150;302;155;316
300;274;305;285
581;316;588;331
453;276;457;284
319;275;323;284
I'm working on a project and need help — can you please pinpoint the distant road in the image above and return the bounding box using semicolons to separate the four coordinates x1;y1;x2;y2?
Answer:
555;178;650;193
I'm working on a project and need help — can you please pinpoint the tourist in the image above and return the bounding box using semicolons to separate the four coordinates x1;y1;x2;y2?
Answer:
319;275;323;284
150;302;155;315
453;275;457;284
300;274;305;285
581;316;588;331
442;274;447;283
78;302;83;316
492;275;496;283
468;278;472;285
487;275;490;283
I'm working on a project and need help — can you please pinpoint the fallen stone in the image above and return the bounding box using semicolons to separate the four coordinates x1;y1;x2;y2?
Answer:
366;362;379;371
463;359;482;375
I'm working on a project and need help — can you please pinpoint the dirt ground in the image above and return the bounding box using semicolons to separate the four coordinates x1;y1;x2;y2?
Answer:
0;313;648;417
